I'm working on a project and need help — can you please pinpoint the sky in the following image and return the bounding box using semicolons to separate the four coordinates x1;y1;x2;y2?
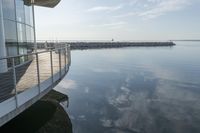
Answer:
35;0;200;41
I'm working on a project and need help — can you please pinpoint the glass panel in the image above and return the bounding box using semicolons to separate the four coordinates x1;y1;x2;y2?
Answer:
7;46;18;56
2;0;15;20
4;20;17;43
26;25;34;42
19;46;28;63
16;0;25;23
19;46;27;55
26;25;34;51
17;23;26;43
24;5;33;26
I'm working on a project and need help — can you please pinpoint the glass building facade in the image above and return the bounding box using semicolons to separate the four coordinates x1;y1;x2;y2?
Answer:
2;0;34;62
0;0;60;72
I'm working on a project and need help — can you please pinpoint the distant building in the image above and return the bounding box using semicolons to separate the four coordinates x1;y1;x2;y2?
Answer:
0;0;60;72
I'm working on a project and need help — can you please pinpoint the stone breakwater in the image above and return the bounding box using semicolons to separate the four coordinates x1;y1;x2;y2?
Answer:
68;42;176;50
37;41;176;50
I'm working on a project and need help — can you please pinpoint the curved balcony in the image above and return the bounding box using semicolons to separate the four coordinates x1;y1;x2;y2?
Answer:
0;45;71;126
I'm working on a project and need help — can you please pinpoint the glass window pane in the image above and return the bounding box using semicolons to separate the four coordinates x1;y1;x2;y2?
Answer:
7;46;18;56
16;0;25;23
19;46;28;63
4;20;17;43
24;5;33;26
2;0;15;20
26;25;34;42
17;23;26;43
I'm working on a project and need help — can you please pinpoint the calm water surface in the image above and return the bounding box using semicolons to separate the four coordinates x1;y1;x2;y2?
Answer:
56;41;200;133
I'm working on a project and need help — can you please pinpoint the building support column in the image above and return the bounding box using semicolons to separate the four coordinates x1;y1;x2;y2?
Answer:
0;0;8;73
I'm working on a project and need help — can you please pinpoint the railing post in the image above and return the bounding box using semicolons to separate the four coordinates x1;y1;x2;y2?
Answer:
50;51;54;83
59;49;62;78
64;47;67;73
36;53;41;93
12;58;18;108
67;45;71;65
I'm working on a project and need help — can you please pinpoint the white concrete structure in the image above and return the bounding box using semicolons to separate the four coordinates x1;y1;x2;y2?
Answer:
0;46;71;127
0;0;66;127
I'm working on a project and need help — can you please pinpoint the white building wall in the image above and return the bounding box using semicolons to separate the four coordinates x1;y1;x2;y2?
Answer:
0;0;8;73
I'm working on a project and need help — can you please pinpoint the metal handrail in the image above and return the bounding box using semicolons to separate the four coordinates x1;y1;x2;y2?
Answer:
0;44;71;104
0;46;70;60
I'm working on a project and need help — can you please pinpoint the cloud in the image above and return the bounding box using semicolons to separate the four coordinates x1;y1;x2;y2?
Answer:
115;0;191;19
114;12;138;18
87;5;122;12
139;0;190;19
90;21;126;28
129;0;139;6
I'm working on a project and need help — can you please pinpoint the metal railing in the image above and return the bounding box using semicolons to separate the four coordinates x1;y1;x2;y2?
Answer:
0;45;71;105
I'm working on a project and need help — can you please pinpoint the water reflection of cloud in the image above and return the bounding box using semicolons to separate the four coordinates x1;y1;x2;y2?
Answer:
56;79;77;91
64;48;200;133
100;118;113;127
120;86;130;94
100;67;199;133
156;79;200;102
84;87;90;93
115;94;129;105
105;70;200;133
78;115;86;121
91;68;120;73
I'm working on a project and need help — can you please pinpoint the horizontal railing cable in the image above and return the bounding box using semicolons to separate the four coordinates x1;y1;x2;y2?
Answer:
0;44;71;104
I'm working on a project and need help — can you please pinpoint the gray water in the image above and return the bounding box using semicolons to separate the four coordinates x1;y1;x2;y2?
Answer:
56;41;200;133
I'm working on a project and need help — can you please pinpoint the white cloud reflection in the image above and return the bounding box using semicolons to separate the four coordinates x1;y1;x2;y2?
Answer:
57;79;77;90
91;68;120;73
